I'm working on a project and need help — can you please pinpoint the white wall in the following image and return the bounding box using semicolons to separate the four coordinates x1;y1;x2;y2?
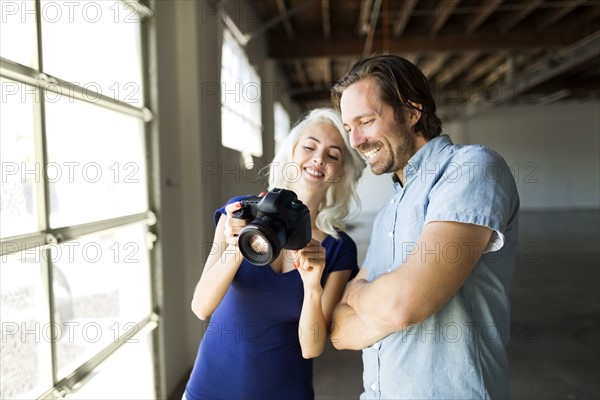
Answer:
444;101;600;210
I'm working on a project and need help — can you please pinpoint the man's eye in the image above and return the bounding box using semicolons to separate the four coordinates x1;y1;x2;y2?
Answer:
303;146;314;151
361;119;374;126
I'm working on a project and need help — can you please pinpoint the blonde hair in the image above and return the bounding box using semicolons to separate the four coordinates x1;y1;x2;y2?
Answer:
267;108;366;239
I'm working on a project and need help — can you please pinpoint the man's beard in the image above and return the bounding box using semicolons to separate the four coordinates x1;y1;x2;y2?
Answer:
371;125;416;176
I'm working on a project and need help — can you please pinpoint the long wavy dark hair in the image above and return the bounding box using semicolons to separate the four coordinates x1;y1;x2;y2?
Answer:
331;55;442;140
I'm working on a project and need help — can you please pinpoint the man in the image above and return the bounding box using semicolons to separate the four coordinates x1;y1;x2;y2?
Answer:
330;55;519;399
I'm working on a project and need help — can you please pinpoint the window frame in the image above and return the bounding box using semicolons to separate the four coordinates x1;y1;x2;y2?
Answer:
0;0;162;397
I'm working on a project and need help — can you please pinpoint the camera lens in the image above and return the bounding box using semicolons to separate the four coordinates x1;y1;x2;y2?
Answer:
248;234;269;255
238;218;287;266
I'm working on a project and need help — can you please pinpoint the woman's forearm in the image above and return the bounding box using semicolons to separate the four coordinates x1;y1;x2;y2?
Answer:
298;286;327;358
191;245;243;320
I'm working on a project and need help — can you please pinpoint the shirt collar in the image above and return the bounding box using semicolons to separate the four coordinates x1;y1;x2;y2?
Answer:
391;134;453;187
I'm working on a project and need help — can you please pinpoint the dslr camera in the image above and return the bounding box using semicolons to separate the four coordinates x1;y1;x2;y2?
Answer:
232;188;312;266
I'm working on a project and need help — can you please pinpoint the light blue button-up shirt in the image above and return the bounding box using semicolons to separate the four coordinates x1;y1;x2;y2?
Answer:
360;135;519;399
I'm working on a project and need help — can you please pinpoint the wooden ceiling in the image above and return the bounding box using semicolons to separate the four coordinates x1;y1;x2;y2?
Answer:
233;0;600;119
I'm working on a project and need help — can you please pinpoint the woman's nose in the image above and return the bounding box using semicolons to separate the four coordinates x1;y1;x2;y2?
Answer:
312;148;327;165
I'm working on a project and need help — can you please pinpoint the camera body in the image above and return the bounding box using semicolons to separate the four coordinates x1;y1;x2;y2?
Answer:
232;188;311;266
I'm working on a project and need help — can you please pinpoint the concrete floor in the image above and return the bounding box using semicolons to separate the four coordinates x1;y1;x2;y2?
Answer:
313;210;600;399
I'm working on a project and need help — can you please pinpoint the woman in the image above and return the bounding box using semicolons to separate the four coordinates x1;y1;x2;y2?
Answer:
184;108;366;400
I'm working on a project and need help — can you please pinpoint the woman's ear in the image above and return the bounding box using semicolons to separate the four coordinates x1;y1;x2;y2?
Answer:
407;101;422;128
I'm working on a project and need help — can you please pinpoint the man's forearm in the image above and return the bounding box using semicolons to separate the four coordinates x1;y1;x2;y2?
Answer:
330;302;389;350
345;276;405;334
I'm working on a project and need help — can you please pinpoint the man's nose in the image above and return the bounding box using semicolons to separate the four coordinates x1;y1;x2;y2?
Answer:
349;127;366;149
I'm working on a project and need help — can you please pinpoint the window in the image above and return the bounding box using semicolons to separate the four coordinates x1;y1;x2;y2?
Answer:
274;102;291;153
0;0;159;398
221;28;262;164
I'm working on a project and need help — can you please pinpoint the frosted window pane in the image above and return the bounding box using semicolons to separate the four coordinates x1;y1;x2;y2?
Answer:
44;97;148;228
40;0;144;105
0;78;39;238
0;250;53;399
0;0;38;68
64;332;155;399
51;223;152;379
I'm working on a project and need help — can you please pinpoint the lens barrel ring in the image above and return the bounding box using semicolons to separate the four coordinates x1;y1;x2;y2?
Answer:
237;217;287;266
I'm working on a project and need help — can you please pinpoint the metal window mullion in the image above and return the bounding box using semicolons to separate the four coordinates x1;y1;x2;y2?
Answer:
0;232;47;256
33;0;61;386
38;73;153;121
0;57;39;84
1;212;155;256
41;241;59;389
140;0;165;397
36;313;159;399
51;211;156;243
120;0;154;20
0;58;153;123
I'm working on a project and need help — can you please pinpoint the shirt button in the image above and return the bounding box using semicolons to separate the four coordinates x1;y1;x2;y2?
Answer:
390;197;395;204
388;231;393;239
386;268;392;273
374;342;381;349
370;382;378;391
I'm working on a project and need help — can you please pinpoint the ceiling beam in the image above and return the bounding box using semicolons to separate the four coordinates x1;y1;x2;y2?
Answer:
458;31;600;118
465;0;503;35
382;0;390;53
294;60;309;87
461;52;508;83
357;0;374;35
322;0;331;38
420;54;450;79
500;0;543;34
483;53;514;85
276;0;294;37
393;0;418;37
537;89;571;105
430;0;461;37
241;0;317;45
269;27;588;59
287;33;600;108
363;0;383;56
536;0;585;31
436;52;479;86
323;58;332;84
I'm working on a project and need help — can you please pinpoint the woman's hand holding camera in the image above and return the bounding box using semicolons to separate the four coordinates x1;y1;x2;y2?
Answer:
224;202;247;247
293;239;326;288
